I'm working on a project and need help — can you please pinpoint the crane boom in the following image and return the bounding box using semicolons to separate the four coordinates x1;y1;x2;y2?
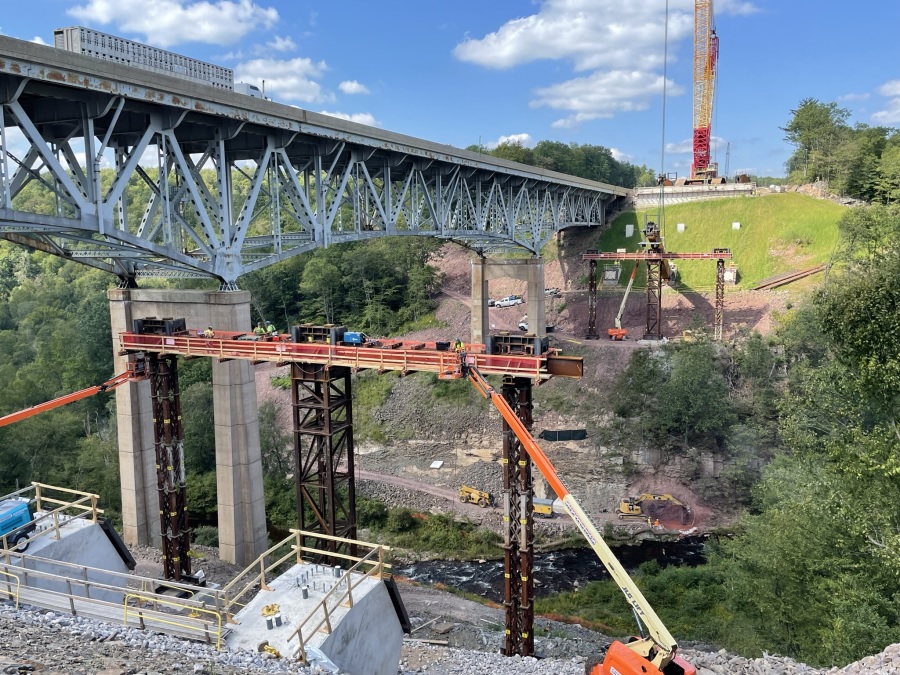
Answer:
692;0;719;179
465;364;693;674
0;360;146;428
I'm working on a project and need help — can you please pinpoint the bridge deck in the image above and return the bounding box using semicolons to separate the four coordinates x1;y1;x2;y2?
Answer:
119;332;582;380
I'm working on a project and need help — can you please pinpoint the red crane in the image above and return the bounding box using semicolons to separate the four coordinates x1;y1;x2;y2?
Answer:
691;0;719;181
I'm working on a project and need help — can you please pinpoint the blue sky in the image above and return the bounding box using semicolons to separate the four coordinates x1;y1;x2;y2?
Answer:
3;0;899;179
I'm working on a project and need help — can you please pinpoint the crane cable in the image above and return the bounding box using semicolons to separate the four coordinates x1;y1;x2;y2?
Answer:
658;0;671;239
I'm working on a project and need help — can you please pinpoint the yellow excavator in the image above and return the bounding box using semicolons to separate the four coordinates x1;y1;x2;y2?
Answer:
618;494;691;525
462;362;695;675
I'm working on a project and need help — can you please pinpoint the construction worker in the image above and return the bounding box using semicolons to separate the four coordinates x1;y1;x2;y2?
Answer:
453;338;465;353
202;326;215;338
254;322;266;336
266;322;277;336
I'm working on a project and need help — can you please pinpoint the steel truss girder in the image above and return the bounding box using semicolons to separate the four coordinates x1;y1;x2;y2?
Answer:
147;354;191;582
0;62;623;287
291;362;357;561
501;376;535;658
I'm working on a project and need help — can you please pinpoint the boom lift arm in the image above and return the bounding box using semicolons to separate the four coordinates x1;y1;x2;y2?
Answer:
0;359;146;428
609;263;640;340
466;364;693;675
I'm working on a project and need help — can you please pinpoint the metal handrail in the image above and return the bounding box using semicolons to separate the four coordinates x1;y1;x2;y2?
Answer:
124;593;223;649
221;529;391;619
0;570;20;608
287;544;386;663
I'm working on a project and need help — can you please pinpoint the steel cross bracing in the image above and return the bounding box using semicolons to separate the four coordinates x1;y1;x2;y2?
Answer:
0;36;629;288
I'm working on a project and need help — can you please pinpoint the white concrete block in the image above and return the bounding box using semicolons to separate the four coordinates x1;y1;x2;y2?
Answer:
625;224;634;238
677;223;685;232
732;222;741;230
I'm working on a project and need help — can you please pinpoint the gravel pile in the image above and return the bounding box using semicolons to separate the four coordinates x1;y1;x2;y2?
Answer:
0;602;313;674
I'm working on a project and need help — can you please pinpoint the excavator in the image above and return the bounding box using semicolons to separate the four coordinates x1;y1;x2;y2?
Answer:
0;359;147;428
619;493;692;525
609;262;639;340
461;361;695;675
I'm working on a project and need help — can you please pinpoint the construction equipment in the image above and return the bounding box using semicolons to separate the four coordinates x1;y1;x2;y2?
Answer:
691;0;720;182
618;494;691;525
533;497;554;518
464;363;695;675
0;359;147;428
609;262;640;340
459;485;494;508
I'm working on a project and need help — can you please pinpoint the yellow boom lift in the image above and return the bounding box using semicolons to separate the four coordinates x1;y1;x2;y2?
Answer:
464;363;695;675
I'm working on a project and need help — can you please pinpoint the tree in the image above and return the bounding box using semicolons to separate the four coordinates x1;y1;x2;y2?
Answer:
782;98;851;183
300;255;343;324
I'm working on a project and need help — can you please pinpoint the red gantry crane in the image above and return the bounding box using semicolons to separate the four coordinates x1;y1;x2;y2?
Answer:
691;0;720;182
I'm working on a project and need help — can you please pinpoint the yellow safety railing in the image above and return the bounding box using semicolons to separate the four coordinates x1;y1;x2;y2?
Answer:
220;528;390;621
0;570;20;608
287;543;388;663
124;594;223;649
0;482;103;553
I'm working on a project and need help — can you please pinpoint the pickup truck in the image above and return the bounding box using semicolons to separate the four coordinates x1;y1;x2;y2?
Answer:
495;295;523;308
0;498;35;551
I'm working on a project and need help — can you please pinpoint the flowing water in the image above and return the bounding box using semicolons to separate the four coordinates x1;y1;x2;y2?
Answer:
397;537;707;602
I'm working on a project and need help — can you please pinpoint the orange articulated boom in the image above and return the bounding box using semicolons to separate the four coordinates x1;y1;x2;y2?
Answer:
465;364;695;675
0;360;146;428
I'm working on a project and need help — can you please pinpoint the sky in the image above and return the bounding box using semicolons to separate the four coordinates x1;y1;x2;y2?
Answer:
2;0;899;179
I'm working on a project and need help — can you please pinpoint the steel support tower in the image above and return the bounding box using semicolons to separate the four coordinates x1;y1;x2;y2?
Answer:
586;259;600;339
715;258;726;340
645;260;664;340
291;362;358;560
501;376;535;657
148;354;191;581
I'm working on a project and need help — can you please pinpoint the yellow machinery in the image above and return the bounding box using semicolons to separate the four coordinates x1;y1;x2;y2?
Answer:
533;497;554;518
618;494;691;524
459;485;494;508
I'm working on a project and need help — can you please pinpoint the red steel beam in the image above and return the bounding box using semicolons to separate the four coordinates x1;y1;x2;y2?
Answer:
582;251;732;261
119;331;570;381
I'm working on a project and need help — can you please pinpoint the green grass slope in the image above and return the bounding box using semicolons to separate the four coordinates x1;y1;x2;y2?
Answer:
589;193;845;289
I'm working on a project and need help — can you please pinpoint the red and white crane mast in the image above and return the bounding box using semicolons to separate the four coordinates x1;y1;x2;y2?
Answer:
692;0;719;180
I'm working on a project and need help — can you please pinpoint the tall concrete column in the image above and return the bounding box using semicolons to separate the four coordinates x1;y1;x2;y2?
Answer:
108;289;268;565
471;258;491;346
470;258;546;341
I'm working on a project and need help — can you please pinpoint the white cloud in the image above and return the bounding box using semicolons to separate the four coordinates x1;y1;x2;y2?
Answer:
30;36;48;45
878;80;900;97
266;35;296;52
533;70;684;128
610;147;632;162
68;0;279;48
235;58;330;103
487;133;534;149
318;111;380;127
452;1;759;127
837;92;870;102
454;1;693;72
873;80;900;124
338;80;370;95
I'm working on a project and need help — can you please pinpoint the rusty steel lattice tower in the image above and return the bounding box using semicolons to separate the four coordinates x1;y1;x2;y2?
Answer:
291;363;358;559
147;353;191;581
645;260;664;340
585;257;600;339
500;376;535;657
715;257;726;340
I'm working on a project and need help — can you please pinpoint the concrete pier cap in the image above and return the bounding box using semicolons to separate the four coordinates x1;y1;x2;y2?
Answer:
108;288;267;566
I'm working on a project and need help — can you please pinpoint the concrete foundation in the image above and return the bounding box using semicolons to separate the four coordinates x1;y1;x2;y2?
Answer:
226;562;403;675
18;518;130;604
108;289;267;566
471;258;545;345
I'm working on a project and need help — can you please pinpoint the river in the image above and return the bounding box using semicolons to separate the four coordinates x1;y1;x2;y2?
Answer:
396;537;707;602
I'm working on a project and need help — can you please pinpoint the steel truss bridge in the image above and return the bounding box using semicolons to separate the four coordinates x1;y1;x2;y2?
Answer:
0;36;630;288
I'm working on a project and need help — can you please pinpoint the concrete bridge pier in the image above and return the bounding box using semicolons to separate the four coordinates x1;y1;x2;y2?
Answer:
471;258;546;345
108;289;268;566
